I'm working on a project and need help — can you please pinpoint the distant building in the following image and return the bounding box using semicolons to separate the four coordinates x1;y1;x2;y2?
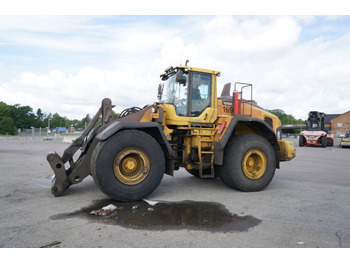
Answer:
324;114;341;132
330;111;350;136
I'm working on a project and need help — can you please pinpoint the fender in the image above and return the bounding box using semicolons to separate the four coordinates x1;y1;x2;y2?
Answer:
214;116;280;168
96;121;175;175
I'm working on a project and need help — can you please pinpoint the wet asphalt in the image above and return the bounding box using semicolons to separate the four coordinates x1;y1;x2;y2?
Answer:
0;137;349;248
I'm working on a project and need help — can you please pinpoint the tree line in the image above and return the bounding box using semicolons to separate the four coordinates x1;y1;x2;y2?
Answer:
0;101;94;135
267;109;305;125
0;101;304;135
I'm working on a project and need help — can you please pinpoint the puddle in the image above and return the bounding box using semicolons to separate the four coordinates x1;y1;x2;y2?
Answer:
51;199;262;232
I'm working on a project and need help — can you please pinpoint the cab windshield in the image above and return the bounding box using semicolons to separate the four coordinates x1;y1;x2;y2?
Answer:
160;73;188;116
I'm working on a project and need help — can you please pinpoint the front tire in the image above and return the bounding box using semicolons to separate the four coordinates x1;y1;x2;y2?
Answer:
91;130;165;201
216;134;276;192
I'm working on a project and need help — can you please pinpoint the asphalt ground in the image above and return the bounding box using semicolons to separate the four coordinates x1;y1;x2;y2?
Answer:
0;137;349;250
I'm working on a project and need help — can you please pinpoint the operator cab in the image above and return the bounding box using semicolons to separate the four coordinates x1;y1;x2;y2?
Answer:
307;111;325;131
159;66;218;124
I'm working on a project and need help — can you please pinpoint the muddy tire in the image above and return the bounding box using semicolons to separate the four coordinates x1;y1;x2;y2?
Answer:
91;130;165;201
216;134;276;192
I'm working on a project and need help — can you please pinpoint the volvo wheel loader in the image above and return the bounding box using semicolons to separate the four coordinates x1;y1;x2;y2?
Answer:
47;63;296;201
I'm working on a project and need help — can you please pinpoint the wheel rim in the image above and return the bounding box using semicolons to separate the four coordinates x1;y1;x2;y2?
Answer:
113;148;150;185
242;149;267;179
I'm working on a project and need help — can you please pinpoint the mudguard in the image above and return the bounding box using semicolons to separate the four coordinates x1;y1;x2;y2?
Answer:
214;115;280;167
96;121;174;176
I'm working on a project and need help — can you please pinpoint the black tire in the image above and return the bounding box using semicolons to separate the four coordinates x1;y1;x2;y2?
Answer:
321;136;326;148
215;134;276;192
91;130;165;201
299;135;304;147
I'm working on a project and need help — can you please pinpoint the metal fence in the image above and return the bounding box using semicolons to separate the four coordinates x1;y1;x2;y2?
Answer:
16;128;60;139
0;128;81;141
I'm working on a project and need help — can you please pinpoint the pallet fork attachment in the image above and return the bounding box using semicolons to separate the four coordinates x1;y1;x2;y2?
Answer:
46;98;114;196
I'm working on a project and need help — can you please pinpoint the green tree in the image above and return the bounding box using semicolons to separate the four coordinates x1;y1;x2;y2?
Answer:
112;111;119;119
82;114;92;127
35;108;46;127
9;104;36;129
50;113;66;128
0;117;16;135
66;119;79;132
0;102;11;119
268;109;305;125
75;114;92;130
268;109;306;133
43;113;52;130
0;102;16;135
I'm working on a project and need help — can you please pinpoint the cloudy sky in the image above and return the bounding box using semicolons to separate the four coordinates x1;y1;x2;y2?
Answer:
0;1;349;120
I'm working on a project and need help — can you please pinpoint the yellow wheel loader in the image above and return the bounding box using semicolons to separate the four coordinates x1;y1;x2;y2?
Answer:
47;63;296;201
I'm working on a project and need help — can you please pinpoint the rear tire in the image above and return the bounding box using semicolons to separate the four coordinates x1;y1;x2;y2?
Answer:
216;134;276;192
91;130;165;201
321;136;326;148
299;135;304;147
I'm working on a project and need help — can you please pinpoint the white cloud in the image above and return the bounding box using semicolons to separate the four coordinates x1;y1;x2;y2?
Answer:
0;16;174;57
199;16;301;60
1;66;160;119
1;15;349;122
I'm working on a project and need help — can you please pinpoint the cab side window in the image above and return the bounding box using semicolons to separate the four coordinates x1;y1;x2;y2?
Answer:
191;73;211;117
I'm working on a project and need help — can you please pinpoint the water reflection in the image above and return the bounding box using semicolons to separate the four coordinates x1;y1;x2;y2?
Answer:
51;199;262;232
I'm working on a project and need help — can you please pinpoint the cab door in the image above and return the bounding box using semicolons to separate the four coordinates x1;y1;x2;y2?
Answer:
188;71;216;124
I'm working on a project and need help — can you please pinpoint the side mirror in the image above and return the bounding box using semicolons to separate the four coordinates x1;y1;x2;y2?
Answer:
157;83;163;101
176;70;186;85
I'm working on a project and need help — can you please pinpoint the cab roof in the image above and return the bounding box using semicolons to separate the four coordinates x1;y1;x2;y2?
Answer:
160;65;221;79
